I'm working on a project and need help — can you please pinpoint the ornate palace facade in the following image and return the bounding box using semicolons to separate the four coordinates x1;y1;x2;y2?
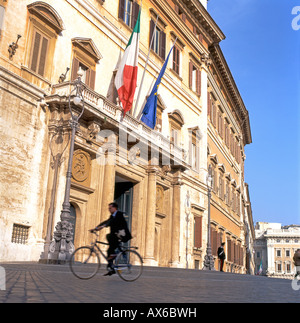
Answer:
0;0;253;272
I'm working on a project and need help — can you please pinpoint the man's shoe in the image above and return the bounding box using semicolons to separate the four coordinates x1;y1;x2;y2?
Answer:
103;270;116;276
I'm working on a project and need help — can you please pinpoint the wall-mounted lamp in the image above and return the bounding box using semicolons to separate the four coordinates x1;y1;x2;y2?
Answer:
58;67;70;83
8;34;22;60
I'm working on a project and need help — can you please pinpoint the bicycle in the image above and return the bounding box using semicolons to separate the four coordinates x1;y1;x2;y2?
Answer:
69;231;143;282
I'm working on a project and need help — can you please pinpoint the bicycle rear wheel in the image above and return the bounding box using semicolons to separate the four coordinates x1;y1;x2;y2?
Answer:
69;246;100;280
115;249;143;282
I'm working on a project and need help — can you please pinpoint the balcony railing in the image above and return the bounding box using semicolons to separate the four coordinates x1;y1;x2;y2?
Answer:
49;82;189;166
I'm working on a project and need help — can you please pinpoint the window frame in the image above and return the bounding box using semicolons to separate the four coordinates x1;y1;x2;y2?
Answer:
172;45;181;76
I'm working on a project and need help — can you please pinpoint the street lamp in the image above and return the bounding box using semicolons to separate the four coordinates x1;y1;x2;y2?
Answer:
48;69;85;263
203;164;216;270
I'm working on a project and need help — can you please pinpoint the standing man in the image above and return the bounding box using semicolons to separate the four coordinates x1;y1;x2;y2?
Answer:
90;202;132;276
217;242;226;272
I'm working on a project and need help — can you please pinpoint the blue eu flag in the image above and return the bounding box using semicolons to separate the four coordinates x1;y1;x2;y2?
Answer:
141;44;175;129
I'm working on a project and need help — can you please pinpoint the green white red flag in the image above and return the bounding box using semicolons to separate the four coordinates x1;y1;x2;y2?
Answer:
115;10;141;115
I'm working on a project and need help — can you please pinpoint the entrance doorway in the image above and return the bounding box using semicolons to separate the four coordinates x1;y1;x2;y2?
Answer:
114;175;134;232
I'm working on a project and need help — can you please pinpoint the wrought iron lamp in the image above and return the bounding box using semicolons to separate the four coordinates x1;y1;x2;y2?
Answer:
48;68;85;263
203;164;216;270
8;34;21;59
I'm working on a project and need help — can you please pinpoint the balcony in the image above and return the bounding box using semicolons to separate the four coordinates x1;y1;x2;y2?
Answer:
47;82;189;168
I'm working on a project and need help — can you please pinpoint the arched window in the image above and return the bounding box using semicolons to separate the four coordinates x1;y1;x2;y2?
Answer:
168;111;184;146
26;2;64;80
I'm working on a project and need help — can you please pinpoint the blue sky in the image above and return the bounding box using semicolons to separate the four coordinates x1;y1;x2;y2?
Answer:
208;0;300;225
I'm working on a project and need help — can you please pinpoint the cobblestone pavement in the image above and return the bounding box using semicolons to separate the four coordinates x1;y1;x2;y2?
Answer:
0;262;299;303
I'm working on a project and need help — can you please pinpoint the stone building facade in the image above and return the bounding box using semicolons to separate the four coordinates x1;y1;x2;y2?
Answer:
254;223;300;279
0;0;253;271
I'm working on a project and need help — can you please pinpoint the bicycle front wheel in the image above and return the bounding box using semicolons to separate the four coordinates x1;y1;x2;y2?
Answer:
69;246;100;280
115;249;143;282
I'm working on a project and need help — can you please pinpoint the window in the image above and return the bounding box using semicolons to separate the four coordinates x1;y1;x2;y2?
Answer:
71;58;95;89
225;180;230;206
224;119;230;148
149;20;166;60
118;0;140;29
219;173;224;200
172;45;180;75
174;4;186;22
189;61;201;96
277;262;282;273
155;102;163;132
169;112;183;146
190;130;200;170
30;30;49;77
286;249;291;258
194;216;202;248
11;224;30;244
71;38;102;90
26;2;64;81
276;249;281;257
218;109;224;139
209;96;217;127
286;262;291;273
257;251;260;258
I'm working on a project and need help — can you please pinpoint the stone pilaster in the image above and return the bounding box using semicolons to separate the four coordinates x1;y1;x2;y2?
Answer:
143;166;159;266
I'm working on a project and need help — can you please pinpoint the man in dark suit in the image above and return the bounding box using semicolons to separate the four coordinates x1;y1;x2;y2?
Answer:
217;242;226;272
90;202;132;276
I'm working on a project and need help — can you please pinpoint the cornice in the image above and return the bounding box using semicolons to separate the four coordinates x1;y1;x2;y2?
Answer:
209;44;252;145
151;0;210;56
179;0;225;43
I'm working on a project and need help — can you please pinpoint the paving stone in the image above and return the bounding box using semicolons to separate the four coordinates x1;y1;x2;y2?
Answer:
0;262;299;303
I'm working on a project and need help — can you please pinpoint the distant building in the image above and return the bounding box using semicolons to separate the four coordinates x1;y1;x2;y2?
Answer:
254;222;300;279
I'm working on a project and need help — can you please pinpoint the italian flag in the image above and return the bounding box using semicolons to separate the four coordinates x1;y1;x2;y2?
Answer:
115;10;141;115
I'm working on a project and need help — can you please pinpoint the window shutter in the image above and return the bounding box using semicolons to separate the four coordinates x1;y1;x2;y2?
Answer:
181;13;186;22
193;25;197;35
150;19;155;50
31;31;41;73
160;30;166;60
85;68;91;87
194;217;202;248
207;92;211;117
196;69;201;96
189;61;193;89
131;2;139;29
71;57;80;81
89;69;96;90
38;36;48;77
118;0;125;20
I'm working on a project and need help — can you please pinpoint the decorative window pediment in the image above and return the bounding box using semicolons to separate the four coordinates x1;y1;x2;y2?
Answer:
231;179;237;187
168;110;184;125
72;37;103;62
218;163;226;173
209;154;218;165
225;172;231;181
27;1;65;34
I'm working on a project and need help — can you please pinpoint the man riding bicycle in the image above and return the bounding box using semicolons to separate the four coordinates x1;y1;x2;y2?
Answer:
90;202;132;276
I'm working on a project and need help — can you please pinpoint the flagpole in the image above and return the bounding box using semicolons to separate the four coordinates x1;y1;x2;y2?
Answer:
137;37;178;122
133;14;159;118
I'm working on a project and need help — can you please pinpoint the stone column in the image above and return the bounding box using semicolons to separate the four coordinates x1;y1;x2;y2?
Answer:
144;167;158;266
99;144;116;241
170;175;182;267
